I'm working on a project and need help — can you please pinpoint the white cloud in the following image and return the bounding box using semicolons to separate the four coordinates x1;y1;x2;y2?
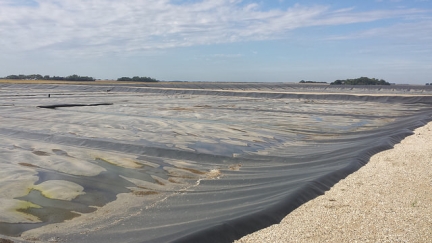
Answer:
0;0;428;56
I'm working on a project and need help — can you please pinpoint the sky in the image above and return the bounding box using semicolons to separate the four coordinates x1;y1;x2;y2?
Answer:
0;0;431;84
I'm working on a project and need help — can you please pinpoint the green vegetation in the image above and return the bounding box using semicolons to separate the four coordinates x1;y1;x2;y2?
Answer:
1;74;160;82
117;76;159;82
2;74;95;81
299;80;327;84
331;77;390;85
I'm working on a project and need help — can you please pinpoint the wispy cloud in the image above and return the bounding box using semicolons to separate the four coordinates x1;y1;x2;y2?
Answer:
0;0;428;56
327;18;432;42
319;8;426;25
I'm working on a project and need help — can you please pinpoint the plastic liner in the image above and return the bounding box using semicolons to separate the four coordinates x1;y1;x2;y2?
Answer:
2;83;432;104
37;103;113;109
0;83;431;243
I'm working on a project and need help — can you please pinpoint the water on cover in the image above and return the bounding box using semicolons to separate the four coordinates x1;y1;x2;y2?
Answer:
0;83;431;242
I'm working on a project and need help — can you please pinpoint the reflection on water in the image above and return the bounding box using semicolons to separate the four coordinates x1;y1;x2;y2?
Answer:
0;143;212;236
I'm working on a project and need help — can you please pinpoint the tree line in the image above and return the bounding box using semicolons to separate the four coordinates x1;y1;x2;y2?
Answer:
330;77;390;85
298;77;390;85
2;74;95;81
117;76;158;82
1;74;160;82
299;80;328;84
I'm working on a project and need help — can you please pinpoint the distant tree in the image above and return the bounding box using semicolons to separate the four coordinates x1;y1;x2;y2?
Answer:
117;77;133;81
28;74;43;80
64;74;95;81
117;76;159;82
5;74;41;80
5;75;20;79
299;80;327;84
2;74;95;81
330;77;390;85
51;76;65;80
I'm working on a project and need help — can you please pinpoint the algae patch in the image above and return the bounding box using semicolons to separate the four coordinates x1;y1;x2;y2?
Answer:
0;199;41;223
32;180;85;201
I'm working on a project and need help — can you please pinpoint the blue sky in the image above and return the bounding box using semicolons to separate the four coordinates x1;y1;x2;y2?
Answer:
0;0;431;84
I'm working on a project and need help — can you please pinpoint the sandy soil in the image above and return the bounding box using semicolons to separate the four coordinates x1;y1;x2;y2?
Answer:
236;121;432;243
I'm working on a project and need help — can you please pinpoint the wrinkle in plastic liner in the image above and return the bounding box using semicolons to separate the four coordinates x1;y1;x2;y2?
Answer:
0;83;431;243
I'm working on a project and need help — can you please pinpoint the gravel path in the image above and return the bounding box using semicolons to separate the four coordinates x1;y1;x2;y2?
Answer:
236;121;432;243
